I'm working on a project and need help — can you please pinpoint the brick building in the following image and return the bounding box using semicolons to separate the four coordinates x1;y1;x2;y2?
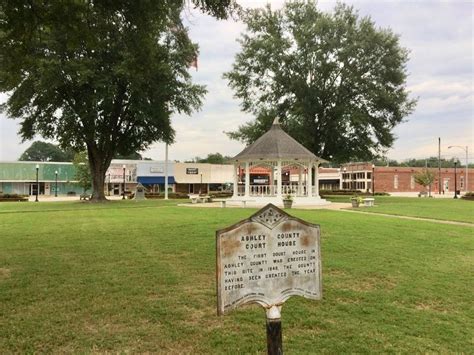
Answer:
341;162;474;194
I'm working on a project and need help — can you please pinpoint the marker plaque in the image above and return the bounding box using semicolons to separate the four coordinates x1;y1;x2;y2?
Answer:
216;204;322;315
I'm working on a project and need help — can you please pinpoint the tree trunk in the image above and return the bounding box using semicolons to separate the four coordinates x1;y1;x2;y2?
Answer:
87;145;111;202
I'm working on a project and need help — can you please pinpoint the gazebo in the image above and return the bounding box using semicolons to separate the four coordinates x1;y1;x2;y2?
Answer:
229;118;329;206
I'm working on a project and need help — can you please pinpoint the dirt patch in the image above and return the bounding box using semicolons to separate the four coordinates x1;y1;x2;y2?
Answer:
414;301;449;313
0;268;11;279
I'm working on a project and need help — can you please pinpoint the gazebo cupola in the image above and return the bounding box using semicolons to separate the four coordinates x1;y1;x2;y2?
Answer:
230;118;329;206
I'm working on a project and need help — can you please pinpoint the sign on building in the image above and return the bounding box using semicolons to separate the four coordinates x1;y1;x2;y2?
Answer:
216;204;322;353
150;167;164;173
186;168;199;175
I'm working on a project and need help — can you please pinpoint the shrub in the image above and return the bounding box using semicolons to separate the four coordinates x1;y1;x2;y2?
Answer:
0;193;29;202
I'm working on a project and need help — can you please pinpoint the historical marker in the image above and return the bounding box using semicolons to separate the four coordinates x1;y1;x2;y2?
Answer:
216;204;322;354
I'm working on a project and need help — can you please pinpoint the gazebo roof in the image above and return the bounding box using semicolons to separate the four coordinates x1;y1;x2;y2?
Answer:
232;118;327;163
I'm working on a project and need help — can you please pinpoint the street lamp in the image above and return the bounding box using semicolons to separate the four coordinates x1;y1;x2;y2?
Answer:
342;167;347;190
55;170;58;197
35;164;39;202
453;161;458;199
200;173;203;195
448;145;468;192
122;164;126;200
372;164;375;196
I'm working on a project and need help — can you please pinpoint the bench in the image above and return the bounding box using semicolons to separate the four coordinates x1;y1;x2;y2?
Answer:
363;197;375;207
80;194;91;201
418;191;428;198
214;199;255;208
188;194;210;203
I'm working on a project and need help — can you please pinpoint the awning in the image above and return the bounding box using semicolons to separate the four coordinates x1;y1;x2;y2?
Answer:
137;176;175;184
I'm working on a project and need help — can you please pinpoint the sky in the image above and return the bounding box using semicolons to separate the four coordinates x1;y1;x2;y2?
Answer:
0;0;472;163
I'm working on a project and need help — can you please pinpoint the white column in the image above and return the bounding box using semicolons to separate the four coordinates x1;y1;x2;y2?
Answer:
298;167;302;196
245;162;250;197
277;160;282;197
314;162;319;198
270;168;274;196
307;163;313;197
233;163;238;197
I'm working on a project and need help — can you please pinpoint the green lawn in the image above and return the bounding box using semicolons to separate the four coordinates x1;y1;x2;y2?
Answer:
325;195;474;223
0;200;472;353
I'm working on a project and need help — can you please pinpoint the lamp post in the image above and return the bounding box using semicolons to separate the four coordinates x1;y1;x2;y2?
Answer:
372;164;375;196
122;164;126;200
342;167;347;190
453;162;458;199
200;173;203;195
35;164;39;202
448;145;468;192
55;170;58;197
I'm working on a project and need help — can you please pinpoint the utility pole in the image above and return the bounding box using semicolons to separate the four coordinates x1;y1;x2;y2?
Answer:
165;143;169;200
438;137;442;194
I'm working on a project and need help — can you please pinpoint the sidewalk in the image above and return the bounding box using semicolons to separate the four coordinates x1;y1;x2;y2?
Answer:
28;195;125;202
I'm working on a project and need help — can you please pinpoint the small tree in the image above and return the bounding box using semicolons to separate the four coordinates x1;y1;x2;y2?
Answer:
73;152;92;194
414;170;436;197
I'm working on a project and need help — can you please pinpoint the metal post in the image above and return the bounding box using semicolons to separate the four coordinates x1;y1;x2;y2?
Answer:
35;164;39;202
200;173;203;195
454;162;458;199
466;146;469;192
55;170;58;197
122;164;126;200
372;164;375;196
165;143;169;200
266;306;282;355
438;138;441;194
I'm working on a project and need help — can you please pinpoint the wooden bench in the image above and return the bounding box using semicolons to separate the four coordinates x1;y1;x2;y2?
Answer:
363;197;375;207
418;191;428;198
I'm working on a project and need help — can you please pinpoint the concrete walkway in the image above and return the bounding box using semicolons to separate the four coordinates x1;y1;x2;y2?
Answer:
178;201;352;210
339;209;474;227
28;195;125;202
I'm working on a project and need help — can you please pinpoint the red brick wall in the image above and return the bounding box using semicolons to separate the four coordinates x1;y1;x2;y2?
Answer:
374;167;474;193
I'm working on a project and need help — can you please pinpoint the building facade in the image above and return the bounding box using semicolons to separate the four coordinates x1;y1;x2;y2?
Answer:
341;162;474;193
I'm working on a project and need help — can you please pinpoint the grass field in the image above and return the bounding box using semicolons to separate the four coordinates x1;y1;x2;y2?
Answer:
325;195;474;223
0;199;473;353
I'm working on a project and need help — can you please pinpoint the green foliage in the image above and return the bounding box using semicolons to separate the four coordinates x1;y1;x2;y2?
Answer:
414;169;436;189
0;1;236;200
198;153;232;164
376;157;462;168
114;151;143;160
72;152;92;193
19;141;74;162
224;1;416;163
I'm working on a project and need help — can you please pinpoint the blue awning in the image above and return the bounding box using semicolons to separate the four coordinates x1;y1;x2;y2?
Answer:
137;176;175;184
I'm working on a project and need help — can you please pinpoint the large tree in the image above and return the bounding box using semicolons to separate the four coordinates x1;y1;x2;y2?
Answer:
19;141;75;162
224;1;416;163
0;0;237;201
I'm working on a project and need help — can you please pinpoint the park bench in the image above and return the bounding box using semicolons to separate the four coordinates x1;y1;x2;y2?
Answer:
363;197;375;207
188;194;211;203
418;191;428;197
80;193;91;201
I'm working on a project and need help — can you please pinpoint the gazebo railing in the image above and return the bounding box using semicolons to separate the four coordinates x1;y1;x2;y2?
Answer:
237;184;318;197
250;185;276;196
